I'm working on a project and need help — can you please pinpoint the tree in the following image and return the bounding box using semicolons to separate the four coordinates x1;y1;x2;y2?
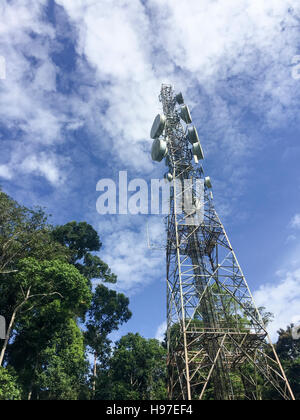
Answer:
272;325;300;400
8;318;89;400
34;319;88;400
0;257;92;367
52;221;117;283
0;190;67;276
0;367;21;400
95;333;167;400
0;190;135;400
85;284;132;395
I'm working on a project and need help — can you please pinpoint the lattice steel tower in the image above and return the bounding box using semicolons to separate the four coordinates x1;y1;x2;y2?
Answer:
150;84;295;400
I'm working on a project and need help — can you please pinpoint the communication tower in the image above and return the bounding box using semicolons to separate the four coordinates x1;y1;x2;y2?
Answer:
150;84;295;400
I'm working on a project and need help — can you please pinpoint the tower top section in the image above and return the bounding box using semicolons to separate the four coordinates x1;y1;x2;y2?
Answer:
150;84;208;186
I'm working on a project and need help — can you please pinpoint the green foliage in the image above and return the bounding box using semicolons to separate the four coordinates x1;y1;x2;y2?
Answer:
52;221;117;283
1;191;134;400
95;333;167;400
1;258;92;396
0;191;68;277
85;284;132;397
7;318;89;400
273;325;300;400
52;221;102;261
85;285;132;362
2;257;92;321
32;319;88;400
0;367;21;400
86;285;132;339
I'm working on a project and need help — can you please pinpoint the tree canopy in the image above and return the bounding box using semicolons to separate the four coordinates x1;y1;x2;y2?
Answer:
95;333;167;400
0;191;130;399
52;221;117;284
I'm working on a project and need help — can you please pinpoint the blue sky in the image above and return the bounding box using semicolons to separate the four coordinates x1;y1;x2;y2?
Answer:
1;0;300;342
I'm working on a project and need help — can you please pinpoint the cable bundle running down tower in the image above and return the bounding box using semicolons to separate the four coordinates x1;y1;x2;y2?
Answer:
150;84;295;400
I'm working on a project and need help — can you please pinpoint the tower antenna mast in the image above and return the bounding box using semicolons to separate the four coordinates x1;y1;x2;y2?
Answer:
150;84;295;400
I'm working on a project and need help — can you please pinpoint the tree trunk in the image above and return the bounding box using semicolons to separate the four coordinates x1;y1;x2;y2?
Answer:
28;358;39;400
92;352;98;396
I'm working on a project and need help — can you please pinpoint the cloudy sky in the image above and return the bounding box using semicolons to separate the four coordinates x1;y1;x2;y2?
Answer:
1;0;300;341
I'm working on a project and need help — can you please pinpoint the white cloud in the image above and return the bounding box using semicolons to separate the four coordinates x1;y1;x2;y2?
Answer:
290;214;300;229
148;0;300;121
0;164;13;180
286;234;297;243
2;0;300;192
52;0;300;315
155;321;167;342
0;1;73;186
97;215;165;294
20;153;65;185
55;0;166;173
51;0;300;223
254;268;300;341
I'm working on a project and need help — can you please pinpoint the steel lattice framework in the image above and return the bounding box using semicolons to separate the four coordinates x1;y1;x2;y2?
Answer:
155;84;295;400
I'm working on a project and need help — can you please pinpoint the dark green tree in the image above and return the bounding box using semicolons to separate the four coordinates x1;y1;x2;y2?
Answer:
0;190;136;400
95;333;167;400
271;325;300;400
85;284;132;395
8;318;89;400
0;367;21;400
35;319;88;400
52;221;117;284
0;191;68;277
0;258;92;367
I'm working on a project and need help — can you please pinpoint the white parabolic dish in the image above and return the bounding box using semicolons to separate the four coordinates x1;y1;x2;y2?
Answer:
151;138;167;162
187;126;199;144
176;92;184;104
180;105;192;124
192;141;204;160
150;114;166;139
